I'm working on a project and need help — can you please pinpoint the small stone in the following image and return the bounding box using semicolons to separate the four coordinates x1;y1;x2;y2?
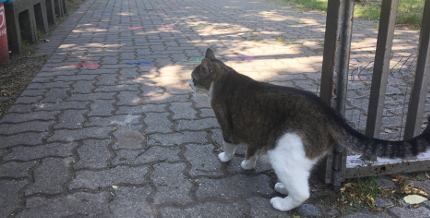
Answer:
297;204;322;217
374;197;394;208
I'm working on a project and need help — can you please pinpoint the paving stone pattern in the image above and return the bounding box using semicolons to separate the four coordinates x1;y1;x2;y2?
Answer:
1;0;428;217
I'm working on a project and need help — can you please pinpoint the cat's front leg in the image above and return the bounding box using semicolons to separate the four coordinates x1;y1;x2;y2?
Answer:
218;142;238;162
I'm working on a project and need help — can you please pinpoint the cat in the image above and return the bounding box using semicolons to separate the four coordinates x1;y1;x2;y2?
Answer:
189;48;430;211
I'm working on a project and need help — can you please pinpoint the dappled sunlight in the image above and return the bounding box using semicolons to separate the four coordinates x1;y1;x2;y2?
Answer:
46;0;419;114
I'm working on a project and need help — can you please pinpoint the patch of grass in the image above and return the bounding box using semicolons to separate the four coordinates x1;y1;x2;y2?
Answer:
20;40;34;55
285;0;328;11
341;176;391;207
37;28;48;40
283;0;425;28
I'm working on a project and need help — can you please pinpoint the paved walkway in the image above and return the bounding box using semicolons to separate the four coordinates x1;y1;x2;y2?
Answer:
1;0;429;217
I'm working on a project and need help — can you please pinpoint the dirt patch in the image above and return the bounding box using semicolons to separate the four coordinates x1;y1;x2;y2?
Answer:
0;0;85;119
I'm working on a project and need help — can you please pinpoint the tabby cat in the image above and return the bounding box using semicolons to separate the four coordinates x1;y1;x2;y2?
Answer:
189;48;430;211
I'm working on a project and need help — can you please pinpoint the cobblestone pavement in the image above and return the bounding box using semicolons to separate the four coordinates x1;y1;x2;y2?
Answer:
1;0;429;217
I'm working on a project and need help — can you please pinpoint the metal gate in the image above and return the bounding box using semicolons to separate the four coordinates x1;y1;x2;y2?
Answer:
319;0;430;187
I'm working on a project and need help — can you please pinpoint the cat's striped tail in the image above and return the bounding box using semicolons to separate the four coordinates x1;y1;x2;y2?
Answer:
333;116;430;158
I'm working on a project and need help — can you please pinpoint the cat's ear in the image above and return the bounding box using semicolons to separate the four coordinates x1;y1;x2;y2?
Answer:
200;58;214;76
205;48;216;59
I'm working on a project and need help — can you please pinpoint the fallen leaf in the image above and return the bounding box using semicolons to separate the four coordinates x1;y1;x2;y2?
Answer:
404;195;427;204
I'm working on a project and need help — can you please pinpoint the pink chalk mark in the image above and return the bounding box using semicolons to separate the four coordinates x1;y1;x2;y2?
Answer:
128;27;144;29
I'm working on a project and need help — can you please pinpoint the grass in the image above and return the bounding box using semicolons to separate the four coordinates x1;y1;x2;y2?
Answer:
284;0;425;28
341;176;391;207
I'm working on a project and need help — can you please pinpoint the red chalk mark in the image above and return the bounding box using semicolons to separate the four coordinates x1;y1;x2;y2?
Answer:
72;63;101;68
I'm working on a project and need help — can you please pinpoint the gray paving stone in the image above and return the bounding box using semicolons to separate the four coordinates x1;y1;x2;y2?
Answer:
88;100;115;116
151;162;193;205
0;180;28;217
70;166;149;190
160;202;245;218
112;146;181;165
40;88;69;103
74;139;112;169
184;144;223;177
56;75;97;82
16;192;113;218
247;197;291;217
26;81;73;90
109;186;154;218
143;93;190;104
68;92;115;101
6;104;34;113
0;111;59;123
140;83;165;96
199;108;215;117
0;161;36;178
34;101;87;112
25;158;73;195
148;131;208;145
0;132;46;148
116;104;167;115
112;130;146;149
170;102;197;120
196;174;275;200
2;142;77;161
0;121;54;135
144;112;172;133
13;96;43;104
388;206;430;218
96;74;119;86
72;80;95;93
176;118;218;131
86;115;142;127
54;109;87;129
48;126;112;142
117;91;144;106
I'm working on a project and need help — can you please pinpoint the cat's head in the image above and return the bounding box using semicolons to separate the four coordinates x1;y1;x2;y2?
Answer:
189;48;220;94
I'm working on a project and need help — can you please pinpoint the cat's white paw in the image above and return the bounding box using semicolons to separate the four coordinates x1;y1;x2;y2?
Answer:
218;152;233;162
270;197;289;211
274;182;289;195
240;159;256;170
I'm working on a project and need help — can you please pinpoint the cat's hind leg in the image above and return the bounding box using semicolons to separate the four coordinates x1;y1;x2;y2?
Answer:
218;142;238;162
241;146;259;170
267;133;317;211
274;182;288;195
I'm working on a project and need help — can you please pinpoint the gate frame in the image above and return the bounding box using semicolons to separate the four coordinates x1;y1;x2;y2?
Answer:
319;0;430;186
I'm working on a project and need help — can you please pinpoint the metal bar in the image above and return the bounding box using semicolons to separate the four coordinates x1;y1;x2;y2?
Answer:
331;0;354;188
345;159;430;179
319;0;341;185
404;0;430;139
365;0;399;138
319;0;354;186
320;0;340;106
